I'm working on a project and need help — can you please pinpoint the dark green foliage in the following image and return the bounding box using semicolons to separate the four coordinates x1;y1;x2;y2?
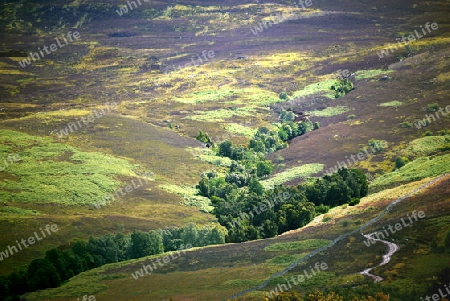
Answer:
426;103;439;112
2;222;224;299
303;168;368;207
368;138;387;153
248;178;264;195
196;130;212;144
331;78;354;98
395;156;409;169
218;140;234;157
27;259;61;291
130;230;163;258
279;92;288;100
256;160;274;178
279;109;295;122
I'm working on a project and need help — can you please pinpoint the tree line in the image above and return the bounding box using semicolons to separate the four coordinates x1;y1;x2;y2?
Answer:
196;123;368;243
0;223;226;300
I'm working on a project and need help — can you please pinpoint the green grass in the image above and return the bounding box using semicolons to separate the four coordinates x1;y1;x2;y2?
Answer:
159;183;213;212
0;206;38;216
220;279;263;289
261;163;324;189
225;123;257;138
188;147;233;167
0;129;140;205
379;100;404;107
174;89;236;104
308;106;349;117
370;154;450;190
291;79;337;100
186;107;256;122
401;135;450;157
354;69;393;80
264;239;331;252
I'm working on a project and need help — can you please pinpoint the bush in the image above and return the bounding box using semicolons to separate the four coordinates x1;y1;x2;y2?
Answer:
316;204;330;214
331;78;354;98
395;156;409;169
399;121;413;128
349;198;360;206
427;103;439;112
424;130;433;136
347;114;356;120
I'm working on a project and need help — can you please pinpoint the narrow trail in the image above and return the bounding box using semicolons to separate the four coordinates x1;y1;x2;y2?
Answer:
225;173;448;300
360;233;400;282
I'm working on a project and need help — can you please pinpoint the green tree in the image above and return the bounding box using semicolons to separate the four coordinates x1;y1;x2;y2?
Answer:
27;259;61;291
148;230;164;255
256;160;274;178
249;177;265;195
130;230;152;259
218;140;233;157
395;156;409;169
181;223;198;246
45;248;70;281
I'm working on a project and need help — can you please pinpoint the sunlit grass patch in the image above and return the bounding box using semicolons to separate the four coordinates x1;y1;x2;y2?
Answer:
186;107;256;122
225;123;257;138
401;135;449;157
308;106;349;117
264;239;331;252
291;78;336;99
261;163;324;189
355;69;393;80
0;129;140;205
159;183;213;212
0;206;38;216
190;147;233;167
370;154;450;190
174;89;236;104
379;100;404;107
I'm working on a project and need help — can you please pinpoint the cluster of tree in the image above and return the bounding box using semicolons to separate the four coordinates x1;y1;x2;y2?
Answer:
302;168;368;207
249;122;312;155
206;168;367;243
0;223;225;300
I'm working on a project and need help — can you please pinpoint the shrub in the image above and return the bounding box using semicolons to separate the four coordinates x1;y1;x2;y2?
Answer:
395;156;409;169
347;114;356;120
399;121;413;128
426;103;439;112
279;92;288;100
349;198;360;206
424;130;433;136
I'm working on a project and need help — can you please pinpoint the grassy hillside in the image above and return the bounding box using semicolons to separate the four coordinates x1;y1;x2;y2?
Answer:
0;0;449;299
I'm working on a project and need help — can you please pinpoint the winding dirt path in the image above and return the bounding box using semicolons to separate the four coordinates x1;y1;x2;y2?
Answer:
225;173;448;300
360;233;400;282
